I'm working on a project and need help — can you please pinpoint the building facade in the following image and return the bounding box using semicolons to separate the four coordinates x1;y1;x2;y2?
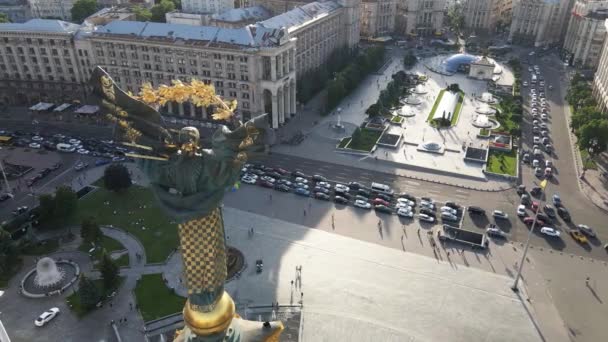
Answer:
396;0;446;37
0;19;86;105
181;0;234;14
209;5;271;28
360;0;396;37
259;1;358;75
252;0;309;15
463;0;512;34
563;0;608;69
593;19;608;111
508;0;576;47
27;0;74;21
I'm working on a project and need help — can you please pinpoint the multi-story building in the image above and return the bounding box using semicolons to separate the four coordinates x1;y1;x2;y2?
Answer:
396;0;446;37
593;19;608;111
0;19;86;105
97;0;153;7
463;0;512;34
360;0;396;38
563;0;608;69
0;0;31;23
508;0;576;47
210;5;271;28
252;0;309;15
181;0;234;14
27;0;74;21
259;0;359;74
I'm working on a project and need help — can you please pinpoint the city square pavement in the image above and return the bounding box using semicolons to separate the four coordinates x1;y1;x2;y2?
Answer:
220;206;549;342
272;48;514;189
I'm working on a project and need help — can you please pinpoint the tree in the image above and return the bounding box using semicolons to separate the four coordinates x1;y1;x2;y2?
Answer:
151;0;175;23
0;13;10;23
578;119;608;154
0;227;19;277
104;164;132;192
81;217;102;245
71;0;98;23
366;103;382;117
447;3;465;36
54;186;77;218
78;274;101;310
100;252;119;290
38;194;56;220
133;5;152;22
403;53;417;69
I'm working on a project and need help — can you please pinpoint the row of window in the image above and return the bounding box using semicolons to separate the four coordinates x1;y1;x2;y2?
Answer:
2;73;77;83
0;54;73;66
4;46;71;57
2;37;69;46
92;42;249;62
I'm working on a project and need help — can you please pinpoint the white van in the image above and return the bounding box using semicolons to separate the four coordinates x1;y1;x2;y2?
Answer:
371;182;394;195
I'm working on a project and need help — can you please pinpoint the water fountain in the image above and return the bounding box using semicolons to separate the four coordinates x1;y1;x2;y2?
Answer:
34;257;65;287
479;92;497;104
472;114;501;129
332;115;345;132
414;84;428;94
21;256;79;298
475;103;497;115
405;95;422;105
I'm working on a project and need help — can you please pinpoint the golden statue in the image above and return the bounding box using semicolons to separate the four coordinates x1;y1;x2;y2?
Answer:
90;67;283;341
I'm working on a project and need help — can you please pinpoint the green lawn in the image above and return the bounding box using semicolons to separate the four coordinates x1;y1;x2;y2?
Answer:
66;186;177;263
0;259;22;288
479;128;490;136
391;116;404;124
135;274;185;322
337;137;351;148
580;148;598;170
451;92;464;125
426;89;446;122
487;149;518;176
114;253;130;267
21;239;59;255
348;128;382;152
66;277;124;317
79;235;129;269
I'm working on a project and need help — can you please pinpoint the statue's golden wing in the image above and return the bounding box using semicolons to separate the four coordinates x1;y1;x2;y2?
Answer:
90;67;174;149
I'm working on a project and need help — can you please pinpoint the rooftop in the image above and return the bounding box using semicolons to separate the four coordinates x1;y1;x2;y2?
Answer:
0;19;81;34
258;1;341;33
94;20;290;48
212;6;271;23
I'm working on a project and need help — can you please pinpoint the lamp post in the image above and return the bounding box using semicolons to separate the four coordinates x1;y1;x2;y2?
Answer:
511;181;548;292
0;147;12;197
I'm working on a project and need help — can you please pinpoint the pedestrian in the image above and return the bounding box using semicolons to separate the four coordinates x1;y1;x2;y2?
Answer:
586;276;590;285
110;302;113;308
130;302;133;310
303;209;306;216
291;280;294;286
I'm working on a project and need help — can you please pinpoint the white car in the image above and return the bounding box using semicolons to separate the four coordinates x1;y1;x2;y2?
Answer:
533;136;540;144
440;206;457;215
68;139;81;145
517;204;527;217
486;225;506;238
541;114;548;121
317;181;331;189
241;176;256;184
354;199;371;209
523;81;528;87
34;307;60;327
294;177;308;184
492;210;509;219
242;173;258;179
77;149;90;155
441;213;458;221
260;176;275;183
397;198;414;206
31;135;44;141
335;184;350;193
540;227;561;237
420;200;435;207
532;159;539;167
396;202;413;211
545;160;553;168
397;208;414;218
29;142;41;149
418;214;435;223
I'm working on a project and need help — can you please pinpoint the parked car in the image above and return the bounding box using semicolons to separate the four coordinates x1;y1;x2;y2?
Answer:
440;206;457;215
275;184;291;192
334;196;349;204
577;224;595;238
441;212;458;221
313;186;329;194
358;188;372;197
570;230;588;244
294;188;310;197
260;180;274;188
397;208;414;218
34;308;60;327
372;198;390;206
374;204;393;214
294;177;308;184
241;176;257;185
295;183;309;190
557;207;571;221
354;199;371;209
375;193;392;202
543;205;556;218
492;210;509;219
314;192;331;201
335;184;350;193
291;170;306;178
355;195;369;202
540;227;561;237
260;176;275;183
397;198;415;207
418;214;435;223
312;174;327;182
420;208;436;217
347;182;363;190
486;224;506;238
552;194;561;206
398;193;416;203
316;181;331;189
444;201;460;209
523;217;545;227
12;206;28;216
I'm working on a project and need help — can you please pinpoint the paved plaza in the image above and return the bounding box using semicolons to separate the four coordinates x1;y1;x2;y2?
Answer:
274;49;517;184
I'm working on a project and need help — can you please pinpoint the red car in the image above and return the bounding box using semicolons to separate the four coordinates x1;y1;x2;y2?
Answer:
276;168;289;175
531;201;539;212
260;181;274;188
372;198;390;206
523;217;545;227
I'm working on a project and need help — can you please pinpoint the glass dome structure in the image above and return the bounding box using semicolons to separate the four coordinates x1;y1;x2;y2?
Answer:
441;54;481;73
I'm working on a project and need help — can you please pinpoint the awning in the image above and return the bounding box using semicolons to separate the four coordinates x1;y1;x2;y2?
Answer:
29;102;54;111
75;105;100;115
53;103;72;112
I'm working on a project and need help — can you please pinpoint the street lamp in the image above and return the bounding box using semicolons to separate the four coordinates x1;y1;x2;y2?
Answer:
511;180;548;292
